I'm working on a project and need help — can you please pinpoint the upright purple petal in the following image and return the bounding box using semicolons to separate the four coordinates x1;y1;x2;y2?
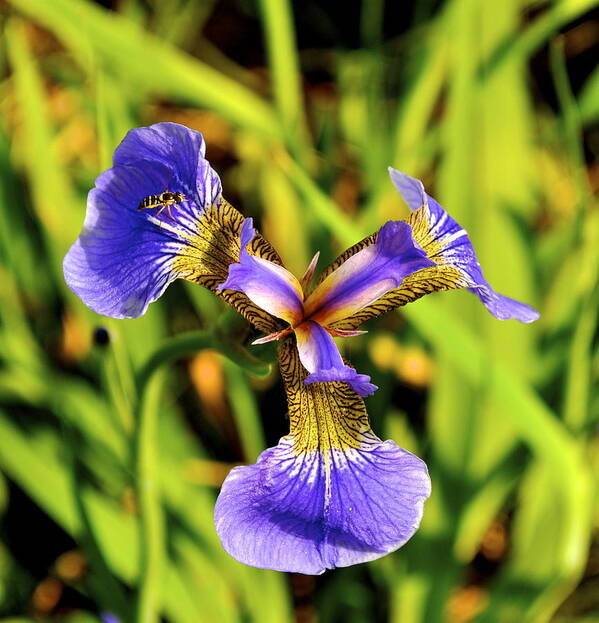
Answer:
304;221;434;327
215;435;430;574
389;167;540;323
113;122;221;208
294;320;377;397
217;218;304;325
64;123;222;318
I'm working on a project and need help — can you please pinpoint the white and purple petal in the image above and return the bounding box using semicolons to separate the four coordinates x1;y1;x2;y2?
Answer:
214;435;430;574
294;321;377;397
389;167;540;323
217;218;304;325
304;221;434;327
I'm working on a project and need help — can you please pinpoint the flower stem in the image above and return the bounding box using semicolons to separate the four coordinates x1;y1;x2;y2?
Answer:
134;366;166;623
134;330;270;623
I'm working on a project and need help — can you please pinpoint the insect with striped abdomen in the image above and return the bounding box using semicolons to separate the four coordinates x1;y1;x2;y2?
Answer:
137;190;186;219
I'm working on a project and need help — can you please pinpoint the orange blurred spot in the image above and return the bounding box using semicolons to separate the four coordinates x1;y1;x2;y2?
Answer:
189;350;227;417
481;520;508;561
369;336;432;388
32;577;62;613
190;351;241;450
59;311;91;362
55;549;86;581
394;346;433;389
446;585;488;623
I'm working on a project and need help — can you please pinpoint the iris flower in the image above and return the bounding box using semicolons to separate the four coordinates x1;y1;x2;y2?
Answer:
64;123;539;575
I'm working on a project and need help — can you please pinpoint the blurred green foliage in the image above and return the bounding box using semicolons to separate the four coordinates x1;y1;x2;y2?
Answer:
0;0;599;622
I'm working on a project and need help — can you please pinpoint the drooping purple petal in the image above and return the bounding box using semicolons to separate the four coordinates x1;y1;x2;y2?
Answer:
214;435;431;574
217;218;304;325
304;221;434;327
63;124;223;318
388;167;540;323
294;320;377;396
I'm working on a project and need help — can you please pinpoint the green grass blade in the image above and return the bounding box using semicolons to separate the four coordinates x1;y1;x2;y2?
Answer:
5;18;80;258
481;0;599;82
11;0;280;138
222;359;266;462
259;0;311;159
550;38;599;434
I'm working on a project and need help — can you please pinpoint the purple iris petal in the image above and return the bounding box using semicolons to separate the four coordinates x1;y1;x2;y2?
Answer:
389;167;540;323
305;221;434;327
217;218;304;325
113;122;221;208
294;321;377;396
215;435;431;574
65;163;184;317
64;123;222;318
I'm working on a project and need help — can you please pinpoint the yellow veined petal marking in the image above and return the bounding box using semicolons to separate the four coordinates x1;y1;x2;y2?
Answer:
277;340;380;502
315;208;470;331
171;199;283;333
